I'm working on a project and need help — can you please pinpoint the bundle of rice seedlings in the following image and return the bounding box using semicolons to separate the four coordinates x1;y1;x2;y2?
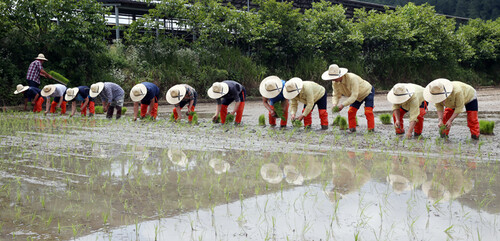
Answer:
191;112;198;125
339;117;348;130
379;113;392;125
169;113;176;122
48;71;70;84
94;106;104;114
258;114;266;126
439;125;448;137
332;116;342;126
479;120;495;135
121;107;127;114
332;106;340;113
225;114;235;123
272;101;286;119
292;119;303;128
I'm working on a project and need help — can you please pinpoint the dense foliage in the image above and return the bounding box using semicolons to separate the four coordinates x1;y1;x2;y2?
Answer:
1;0;499;106
364;0;500;20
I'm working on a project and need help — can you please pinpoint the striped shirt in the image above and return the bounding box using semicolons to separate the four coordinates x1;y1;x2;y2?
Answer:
175;84;197;107
26;60;43;84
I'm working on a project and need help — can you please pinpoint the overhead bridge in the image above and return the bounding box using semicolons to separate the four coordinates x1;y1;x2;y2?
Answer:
98;0;469;41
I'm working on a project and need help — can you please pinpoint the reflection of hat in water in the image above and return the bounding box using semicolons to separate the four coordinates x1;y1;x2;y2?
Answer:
422;181;452;203
388;160;427;194
284;165;304;185
209;158;230;174
168;148;188;166
422;167;473;203
331;161;370;195
296;158;322;181
260;163;283;184
132;146;149;161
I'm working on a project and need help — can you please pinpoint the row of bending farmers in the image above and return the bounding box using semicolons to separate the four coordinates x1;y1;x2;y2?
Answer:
260;64;479;140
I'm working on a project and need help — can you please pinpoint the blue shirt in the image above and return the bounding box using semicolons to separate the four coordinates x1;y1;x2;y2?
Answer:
24;87;41;101
141;82;160;104
74;86;93;102
268;80;286;105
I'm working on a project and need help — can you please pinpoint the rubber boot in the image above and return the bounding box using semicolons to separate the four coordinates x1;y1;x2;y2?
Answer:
235;102;245;125
60;101;67;115
319;109;328;129
81;103;87;116
151;102;158;119
467;110;480;139
50;101;57;113
348;106;358;130
441;108;454;137
106;106;115;119
116;107;122;120
188;106;196;122
414;107;426;136
269;105;277;126
280;101;289;127
220;105;229;124
365;107;375;131
303;110;313;128
34;97;44;113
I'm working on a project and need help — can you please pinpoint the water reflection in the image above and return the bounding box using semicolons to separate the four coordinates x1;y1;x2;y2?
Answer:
327;151;371;201
422;164;474;203
260;163;283;184
209;158;230;174
387;155;427;194
168;148;188;166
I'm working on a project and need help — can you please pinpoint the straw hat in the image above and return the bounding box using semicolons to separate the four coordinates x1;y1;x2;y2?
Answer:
35;53;48;61
209;158;230;174
41;85;57;97
283;77;303;100
259;76;283;99
130;83;147;102
89;82;105;98
321;64;348;81
166;84;187;105
387;174;412;194
422;181;451;203
284;165;304;185
14;84;29;95
387;83;415;104
64;87;80;101
168;148;188;167
423;78;453;103
260;163;283;184
207;82;229;99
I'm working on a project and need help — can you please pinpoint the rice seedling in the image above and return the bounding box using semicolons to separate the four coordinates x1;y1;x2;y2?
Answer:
379;114;392;125
479;120;495;135
259;114;266;126
292;119;303;128
439;125;448;137
225;114;235;124
332;106;340;113
48;71;70;84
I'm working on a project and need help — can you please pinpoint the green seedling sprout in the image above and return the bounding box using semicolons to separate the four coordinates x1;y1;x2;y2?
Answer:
225;113;235;124
292;119;303;128
332;106;340;113
272;101;286;119
479;120;495;135
258;114;266;126
48;71;70;84
439;125;448;137
379;113;392;125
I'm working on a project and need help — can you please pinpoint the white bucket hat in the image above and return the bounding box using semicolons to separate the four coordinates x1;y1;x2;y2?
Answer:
35;53;48;61
14;84;29;94
166;84;187;105
130;83;147;102
64;87;80;101
283;165;304;185
283;77;303;100
260;163;283;184
387;83;415;104
423;78;453;103
89;82;105;98
259;76;283;99
168;148;188;167
209;158;230;174
207;82;229;99
41;85;57;97
321;64;348;81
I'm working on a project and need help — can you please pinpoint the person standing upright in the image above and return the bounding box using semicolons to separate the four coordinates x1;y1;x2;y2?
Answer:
322;64;375;133
26;54;53;88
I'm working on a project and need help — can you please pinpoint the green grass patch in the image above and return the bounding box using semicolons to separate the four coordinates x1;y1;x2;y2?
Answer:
48;71;70;84
479;120;495;135
379;113;392;125
258;114;266;126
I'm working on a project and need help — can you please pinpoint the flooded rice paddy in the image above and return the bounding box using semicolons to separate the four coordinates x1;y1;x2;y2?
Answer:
0;111;499;240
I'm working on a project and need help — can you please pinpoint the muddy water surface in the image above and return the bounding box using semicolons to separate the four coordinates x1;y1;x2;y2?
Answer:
0;112;499;240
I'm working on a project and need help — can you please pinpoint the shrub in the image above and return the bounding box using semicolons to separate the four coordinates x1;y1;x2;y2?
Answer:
379;113;392;125
479;120;495;135
225;114;235;124
259;114;266;126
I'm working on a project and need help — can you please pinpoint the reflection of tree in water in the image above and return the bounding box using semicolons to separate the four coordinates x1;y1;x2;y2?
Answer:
422;162;474;203
387;155;427;194
327;151;371;202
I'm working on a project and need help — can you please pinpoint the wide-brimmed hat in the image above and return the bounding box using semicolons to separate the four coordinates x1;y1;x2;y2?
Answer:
387;83;415;104
207;82;229;99
64;87;80;101
321;64;348;81
168;148;188;167
209;158;230;174
424;78;453;103
283;77;303;100
35;53;48;61
41;85;56;97
14;84;29;95
422;181;451;203
166;84;187;105
130;83;147;102
259;76;283;99
89;82;105;98
260;163;283;184
283;165;304;185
